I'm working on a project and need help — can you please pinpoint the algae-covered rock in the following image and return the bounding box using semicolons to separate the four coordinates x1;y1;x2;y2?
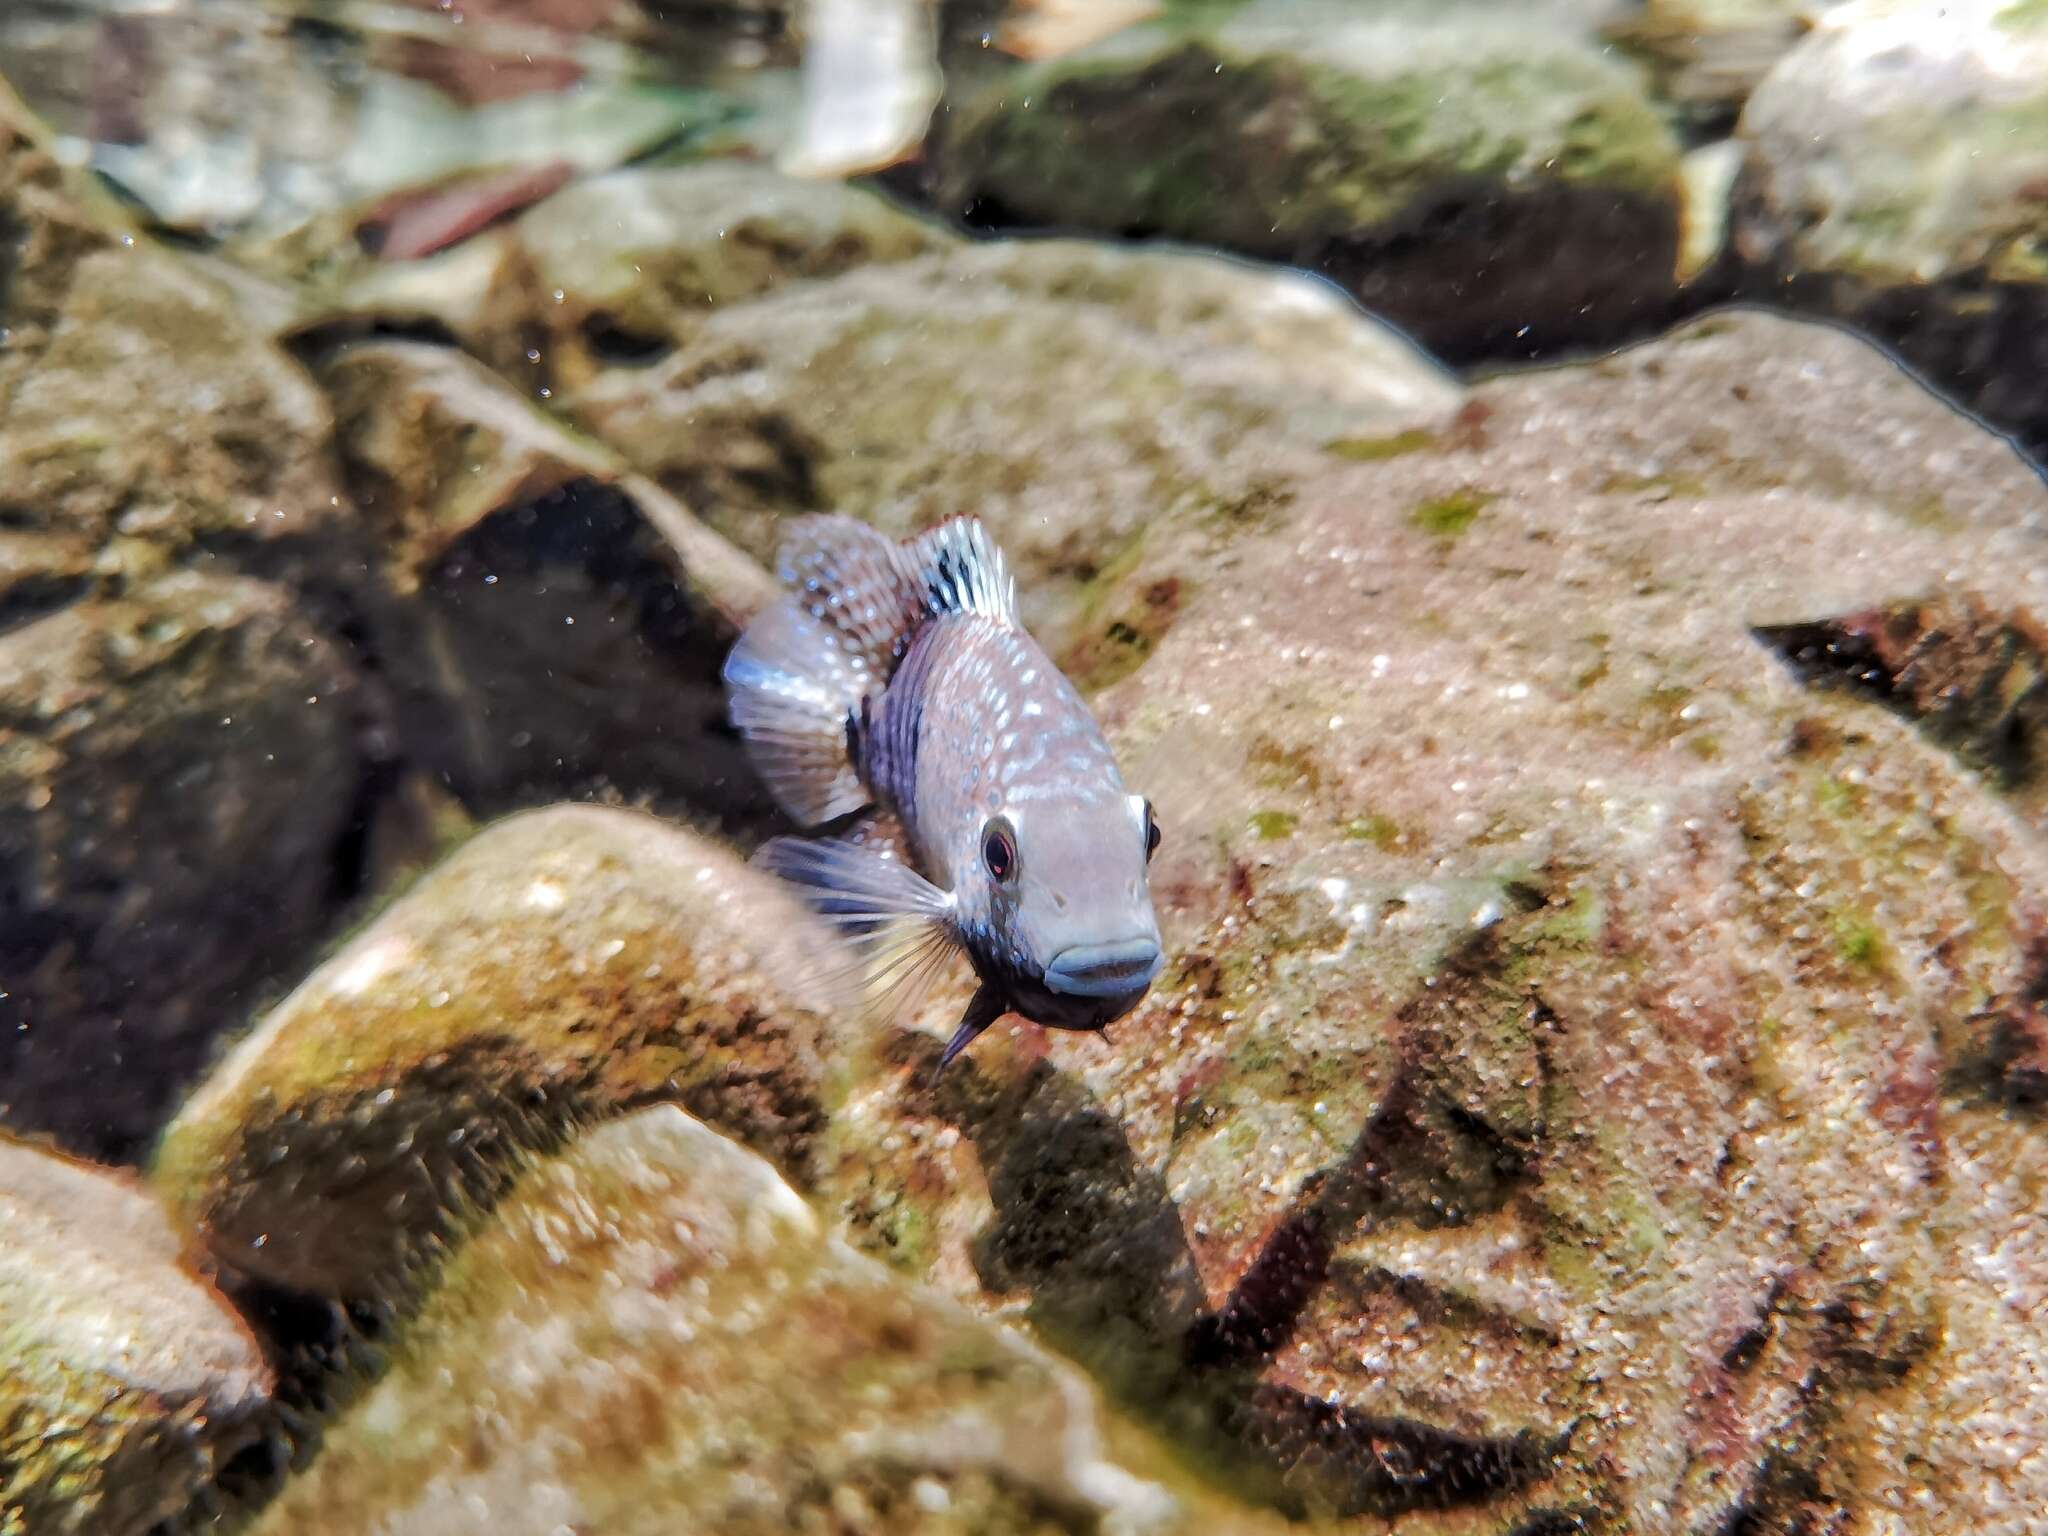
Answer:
0;574;371;1159
153;805;840;1301
247;1105;1197;1535
1;1135;270;1535
319;338;776;825
931;0;1684;360
1734;0;2048;454
814;310;2048;1526
568;236;1462;673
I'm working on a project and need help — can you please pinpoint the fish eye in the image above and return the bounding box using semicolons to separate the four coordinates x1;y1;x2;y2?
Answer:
982;817;1018;884
1143;799;1161;861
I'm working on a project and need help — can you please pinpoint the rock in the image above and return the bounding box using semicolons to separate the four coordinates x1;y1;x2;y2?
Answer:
0;82;383;1160
564;236;1462;678
0;80;355;586
319;338;776;825
811;310;2048;1526
928;0;1685;361
1607;0;1833;130
152;805;839;1301
317;162;945;396
0;575;372;1160
245;1105;1198;1535
0;1135;270;1535
1734;0;2048;456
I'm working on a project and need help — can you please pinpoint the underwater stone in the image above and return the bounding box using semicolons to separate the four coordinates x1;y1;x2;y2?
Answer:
930;0;1685;361
319;338;777;828
812;309;2048;1526
1734;0;2048;456
0;1134;270;1536
565;235;1462;671
152;805;841;1302
244;1104;1190;1535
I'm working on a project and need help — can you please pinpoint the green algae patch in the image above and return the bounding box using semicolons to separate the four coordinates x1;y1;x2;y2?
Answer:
151;805;843;1303
1410;487;1496;539
1833;910;1886;970
248;1107;1178;1535
1324;428;1436;462
1249;808;1299;840
1345;812;1402;849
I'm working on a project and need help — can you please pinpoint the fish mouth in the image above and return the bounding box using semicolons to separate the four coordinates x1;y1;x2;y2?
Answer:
1042;937;1164;1000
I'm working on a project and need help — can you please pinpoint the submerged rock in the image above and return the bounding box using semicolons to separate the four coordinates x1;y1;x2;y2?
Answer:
246;1105;1194;1535
929;0;1685;361
0;574;372;1160
0;81;380;1159
153;805;839;1301
314;161;945;394
565;235;1461;674
1735;0;2048;455
1607;0;1832;129
320;338;776;826
812;310;2048;1526
0;1135;270;1535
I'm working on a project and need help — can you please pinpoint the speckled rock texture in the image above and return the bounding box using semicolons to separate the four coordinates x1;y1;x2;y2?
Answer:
152;805;841;1301
928;0;1685;361
1734;0;2048;455
244;1105;1210;1536
810;310;2048;1530
0;1135;271;1535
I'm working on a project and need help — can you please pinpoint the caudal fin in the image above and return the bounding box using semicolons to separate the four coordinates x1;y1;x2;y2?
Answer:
723;512;1016;825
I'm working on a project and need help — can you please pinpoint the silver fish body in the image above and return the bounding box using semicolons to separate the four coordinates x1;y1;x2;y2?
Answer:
723;515;1163;1067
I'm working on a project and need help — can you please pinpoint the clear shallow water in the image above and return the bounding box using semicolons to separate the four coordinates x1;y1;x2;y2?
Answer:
4;3;2048;1533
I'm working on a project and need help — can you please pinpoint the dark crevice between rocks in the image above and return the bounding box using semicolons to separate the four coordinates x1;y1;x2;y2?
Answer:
581;310;674;367
1754;594;2048;792
392;479;779;840
0;571;88;638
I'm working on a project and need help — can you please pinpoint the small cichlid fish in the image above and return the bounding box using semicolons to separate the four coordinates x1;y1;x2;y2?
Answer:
723;514;1165;1070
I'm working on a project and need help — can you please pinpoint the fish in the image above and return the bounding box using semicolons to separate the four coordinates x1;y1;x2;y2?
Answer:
723;513;1165;1071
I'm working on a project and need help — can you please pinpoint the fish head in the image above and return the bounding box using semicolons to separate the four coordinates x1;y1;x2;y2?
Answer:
959;785;1165;1031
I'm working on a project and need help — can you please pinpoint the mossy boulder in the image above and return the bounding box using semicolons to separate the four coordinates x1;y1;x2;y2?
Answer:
319;338;777;827
813;310;2048;1526
1;1135;270;1535
1734;0;2048;455
245;1105;1206;1535
930;0;1685;360
564;236;1461;678
152;805;843;1302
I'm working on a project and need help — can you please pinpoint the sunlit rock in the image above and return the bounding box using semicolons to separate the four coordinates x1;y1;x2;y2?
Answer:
153;806;841;1302
815;310;2048;1525
1735;0;2048;455
244;1104;1200;1534
0;1135;270;1535
566;236;1463;676
929;0;1685;361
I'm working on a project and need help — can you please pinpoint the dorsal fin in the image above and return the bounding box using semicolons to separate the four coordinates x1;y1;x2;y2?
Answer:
898;515;1016;626
723;513;1016;827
